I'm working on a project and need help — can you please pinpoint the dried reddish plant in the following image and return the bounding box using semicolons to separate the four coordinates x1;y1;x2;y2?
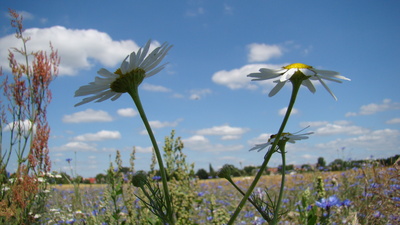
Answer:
0;9;59;223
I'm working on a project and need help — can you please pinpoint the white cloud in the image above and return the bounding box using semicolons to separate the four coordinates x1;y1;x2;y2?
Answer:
212;64;282;90
149;119;182;129
302;120;369;136
0;26;163;76
316;129;400;153
53;141;98;152
346;99;400;117
117;108;137;117
141;83;171;92
189;89;212;100
3;119;35;134
247;43;283;62
135;146;153;153
185;7;205;17
182;135;244;152
62;109;113;123
278;107;299;116
386;118;400;124
196;124;249;140
300;121;329;128
73;130;121;142
183;135;209;145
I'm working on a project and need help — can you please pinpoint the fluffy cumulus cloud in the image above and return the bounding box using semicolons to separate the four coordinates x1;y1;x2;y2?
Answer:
62;109;113;123
182;135;244;152
189;89;212;100
316;129;400;155
117;108;138;117
278;107;299;116
73;130;121;142
212;64;282;90
135;146;153;153
53;141;98;152
141;83;171;92
300;120;369;136
386;118;400;124
196;124;249;140
346;99;400;117
247;43;283;62
3;119;35;134
0;26;163;76
149;119;182;129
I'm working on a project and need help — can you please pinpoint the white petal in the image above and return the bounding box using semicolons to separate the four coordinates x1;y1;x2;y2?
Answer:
280;69;295;81
316;76;338;101
111;93;122;101
301;79;316;93
249;142;270;152
120;56;130;74
313;69;340;76
146;64;166;78
137;39;152;67
128;52;138;71
300;68;315;76
141;43;172;72
97;69;117;78
269;81;286;97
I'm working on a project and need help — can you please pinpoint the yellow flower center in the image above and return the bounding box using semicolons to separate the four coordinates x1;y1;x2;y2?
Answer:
284;63;313;69
110;68;146;93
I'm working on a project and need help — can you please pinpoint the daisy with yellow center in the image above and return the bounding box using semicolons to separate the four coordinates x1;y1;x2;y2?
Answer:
74;40;172;106
248;63;350;100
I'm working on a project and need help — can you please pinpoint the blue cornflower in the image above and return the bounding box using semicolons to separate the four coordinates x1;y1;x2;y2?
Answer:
152;175;161;181
316;195;341;210
392;197;400;202
341;199;352;207
66;158;72;163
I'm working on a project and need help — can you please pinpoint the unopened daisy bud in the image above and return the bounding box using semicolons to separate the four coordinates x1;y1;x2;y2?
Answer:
218;164;234;180
131;171;148;188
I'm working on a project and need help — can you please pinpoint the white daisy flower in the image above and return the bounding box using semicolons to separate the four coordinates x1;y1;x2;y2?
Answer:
75;40;172;106
248;63;350;100
250;128;313;152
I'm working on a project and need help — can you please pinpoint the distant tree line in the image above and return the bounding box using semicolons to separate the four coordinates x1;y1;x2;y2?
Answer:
45;154;399;184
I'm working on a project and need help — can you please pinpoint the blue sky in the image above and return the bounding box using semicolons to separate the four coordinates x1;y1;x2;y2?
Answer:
1;1;400;178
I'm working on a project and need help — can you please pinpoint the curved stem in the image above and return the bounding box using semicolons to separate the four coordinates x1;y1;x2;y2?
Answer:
129;90;174;224
272;144;286;224
227;81;301;224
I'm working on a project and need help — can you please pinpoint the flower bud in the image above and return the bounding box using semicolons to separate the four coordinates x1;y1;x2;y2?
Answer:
131;171;148;187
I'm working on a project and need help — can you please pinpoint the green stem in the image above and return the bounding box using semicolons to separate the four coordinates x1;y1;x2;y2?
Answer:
129;90;174;224
227;81;301;225
272;144;286;224
226;177;271;220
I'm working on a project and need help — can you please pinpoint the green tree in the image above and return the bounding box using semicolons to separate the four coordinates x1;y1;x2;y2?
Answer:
209;163;216;178
317;157;326;168
95;173;106;184
243;165;257;176
196;168;209;179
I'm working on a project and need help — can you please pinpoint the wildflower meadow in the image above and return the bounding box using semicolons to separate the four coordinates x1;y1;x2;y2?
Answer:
1;9;399;225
